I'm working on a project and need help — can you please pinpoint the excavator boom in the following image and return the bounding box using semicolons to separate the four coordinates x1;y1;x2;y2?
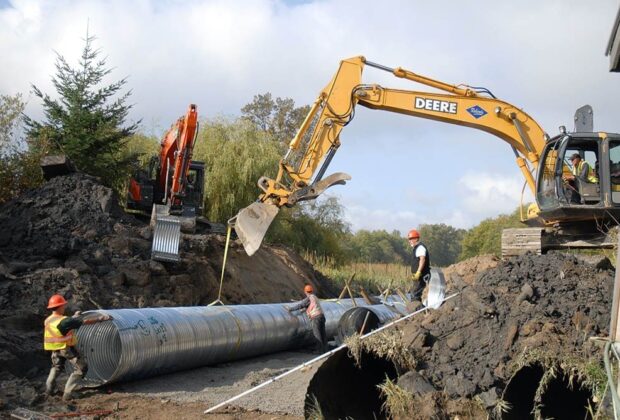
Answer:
235;55;619;257
234;56;550;255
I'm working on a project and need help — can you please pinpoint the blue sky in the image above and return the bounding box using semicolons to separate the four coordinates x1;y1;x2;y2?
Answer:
1;0;619;234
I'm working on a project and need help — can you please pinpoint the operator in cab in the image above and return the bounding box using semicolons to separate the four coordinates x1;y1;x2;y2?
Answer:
563;153;598;204
408;229;431;302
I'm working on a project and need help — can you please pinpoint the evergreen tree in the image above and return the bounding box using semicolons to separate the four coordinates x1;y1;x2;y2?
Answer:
24;34;139;188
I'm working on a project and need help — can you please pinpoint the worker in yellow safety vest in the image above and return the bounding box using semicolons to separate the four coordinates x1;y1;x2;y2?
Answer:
563;153;598;203
44;294;113;401
285;285;327;353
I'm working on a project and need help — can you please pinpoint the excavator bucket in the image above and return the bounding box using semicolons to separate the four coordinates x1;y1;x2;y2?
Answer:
151;204;182;262
40;155;76;180
233;201;279;256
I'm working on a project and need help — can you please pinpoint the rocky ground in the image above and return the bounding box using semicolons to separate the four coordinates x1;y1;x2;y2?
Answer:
390;251;613;418
302;252;614;419
0;173;337;415
0;173;616;419
31;349;321;419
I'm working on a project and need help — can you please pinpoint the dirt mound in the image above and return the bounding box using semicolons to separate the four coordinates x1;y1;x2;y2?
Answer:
442;254;500;286
0;173;125;263
0;174;336;411
398;252;612;414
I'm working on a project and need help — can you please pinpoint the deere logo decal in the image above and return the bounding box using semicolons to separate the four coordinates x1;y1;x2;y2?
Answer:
415;97;457;114
466;105;487;119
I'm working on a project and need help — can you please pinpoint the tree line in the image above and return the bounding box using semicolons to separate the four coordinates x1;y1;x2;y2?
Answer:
0;35;525;267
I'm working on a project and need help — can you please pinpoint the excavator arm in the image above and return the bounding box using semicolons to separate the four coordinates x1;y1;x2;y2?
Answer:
158;104;199;209
234;56;549;255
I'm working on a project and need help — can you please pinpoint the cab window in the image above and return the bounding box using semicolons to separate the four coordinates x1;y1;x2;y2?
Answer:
610;141;620;202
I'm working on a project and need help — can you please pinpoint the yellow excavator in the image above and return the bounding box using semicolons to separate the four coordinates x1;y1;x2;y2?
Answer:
233;56;620;257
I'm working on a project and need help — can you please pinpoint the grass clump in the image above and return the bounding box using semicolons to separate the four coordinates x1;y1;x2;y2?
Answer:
305;394;324;420
344;328;416;371
377;376;415;419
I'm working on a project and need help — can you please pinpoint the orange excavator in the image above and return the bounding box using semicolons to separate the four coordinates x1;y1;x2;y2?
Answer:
127;104;205;262
233;56;620;257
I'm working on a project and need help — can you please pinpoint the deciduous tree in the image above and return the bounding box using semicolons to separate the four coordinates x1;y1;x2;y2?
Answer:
418;223;466;267
241;93;310;145
459;207;525;259
0;93;44;203
0;93;25;155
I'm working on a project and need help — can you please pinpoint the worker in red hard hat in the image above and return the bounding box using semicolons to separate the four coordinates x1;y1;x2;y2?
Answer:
44;294;113;401
285;284;327;353
407;229;431;302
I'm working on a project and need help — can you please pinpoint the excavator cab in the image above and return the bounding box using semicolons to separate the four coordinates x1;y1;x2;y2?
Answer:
536;132;620;224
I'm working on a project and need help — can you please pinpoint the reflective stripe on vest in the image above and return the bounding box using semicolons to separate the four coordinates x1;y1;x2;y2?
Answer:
44;314;75;350
572;161;598;183
306;295;323;319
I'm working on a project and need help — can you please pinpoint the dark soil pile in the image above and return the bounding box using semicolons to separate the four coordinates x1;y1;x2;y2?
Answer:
0;173;126;261
397;252;613;416
0;173;337;411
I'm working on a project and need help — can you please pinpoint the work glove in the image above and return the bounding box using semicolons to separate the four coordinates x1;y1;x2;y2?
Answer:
411;271;422;281
99;314;113;322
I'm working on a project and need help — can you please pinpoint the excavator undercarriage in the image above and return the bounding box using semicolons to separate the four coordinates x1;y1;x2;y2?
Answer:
502;225;618;258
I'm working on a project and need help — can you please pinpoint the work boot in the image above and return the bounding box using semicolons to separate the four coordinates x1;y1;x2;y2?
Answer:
45;367;59;396
62;372;82;401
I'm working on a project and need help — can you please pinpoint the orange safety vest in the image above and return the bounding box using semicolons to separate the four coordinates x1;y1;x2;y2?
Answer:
44;314;76;351
306;294;323;319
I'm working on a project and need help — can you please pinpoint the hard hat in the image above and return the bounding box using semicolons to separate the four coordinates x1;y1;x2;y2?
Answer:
408;229;420;239
47;294;68;309
304;284;314;293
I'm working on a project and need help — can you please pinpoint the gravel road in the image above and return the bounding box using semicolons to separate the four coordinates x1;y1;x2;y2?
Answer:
102;349;324;417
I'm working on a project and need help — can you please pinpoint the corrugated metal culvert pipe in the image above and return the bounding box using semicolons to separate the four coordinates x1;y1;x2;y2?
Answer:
76;298;407;386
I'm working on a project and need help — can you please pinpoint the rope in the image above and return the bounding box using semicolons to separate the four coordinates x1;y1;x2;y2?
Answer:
208;224;233;307
207;224;244;349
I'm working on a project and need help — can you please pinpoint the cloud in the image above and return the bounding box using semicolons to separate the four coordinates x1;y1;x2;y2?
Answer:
343;203;418;235
457;172;533;217
339;172;532;233
1;0;618;235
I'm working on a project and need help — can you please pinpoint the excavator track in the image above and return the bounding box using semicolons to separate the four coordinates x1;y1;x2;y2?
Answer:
501;226;617;259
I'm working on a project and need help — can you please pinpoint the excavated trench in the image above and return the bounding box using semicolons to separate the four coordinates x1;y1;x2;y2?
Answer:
501;364;545;419
501;363;594;419
304;348;398;420
536;369;593;419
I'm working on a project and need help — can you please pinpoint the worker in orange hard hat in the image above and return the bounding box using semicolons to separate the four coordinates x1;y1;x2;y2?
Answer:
407;229;431;302
44;294;113;401
285;284;327;353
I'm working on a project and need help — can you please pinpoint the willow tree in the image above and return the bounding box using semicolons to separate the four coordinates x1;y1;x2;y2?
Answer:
193;117;281;222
